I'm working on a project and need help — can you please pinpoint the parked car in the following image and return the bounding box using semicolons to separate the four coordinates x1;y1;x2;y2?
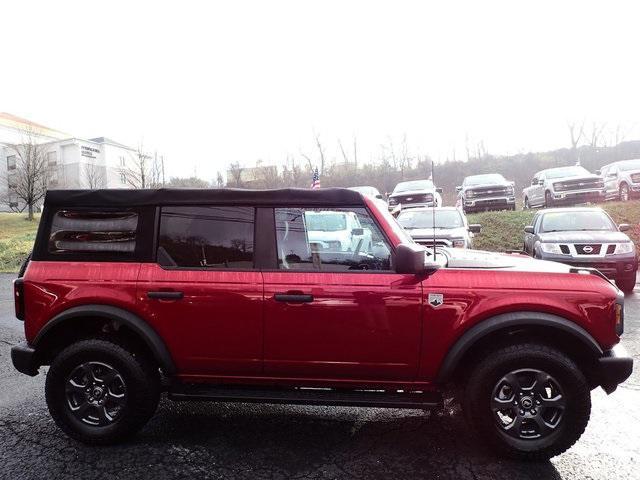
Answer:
11;188;632;460
523;207;637;292
522;166;605;208
396;206;480;248
598;159;640;201
305;210;372;253
456;173;516;213
387;179;442;211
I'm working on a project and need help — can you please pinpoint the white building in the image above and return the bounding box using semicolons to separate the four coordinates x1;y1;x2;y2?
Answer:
0;113;138;212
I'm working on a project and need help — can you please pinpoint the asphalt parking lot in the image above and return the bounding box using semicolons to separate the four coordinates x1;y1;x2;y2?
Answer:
1;273;639;480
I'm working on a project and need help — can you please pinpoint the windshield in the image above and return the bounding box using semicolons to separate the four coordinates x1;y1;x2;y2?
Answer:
463;174;506;186
305;212;347;231
545;166;590;179
617;159;640;171
540;211;616;232
393;180;434;193
398;209;464;229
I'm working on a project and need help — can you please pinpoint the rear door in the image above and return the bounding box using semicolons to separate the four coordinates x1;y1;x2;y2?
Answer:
262;206;423;381
137;205;263;377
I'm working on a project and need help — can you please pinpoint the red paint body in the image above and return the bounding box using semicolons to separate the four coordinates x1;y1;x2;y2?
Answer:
20;197;621;389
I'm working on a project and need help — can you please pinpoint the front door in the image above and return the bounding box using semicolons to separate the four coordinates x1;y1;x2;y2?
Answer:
137;205;263;377
262;206;423;381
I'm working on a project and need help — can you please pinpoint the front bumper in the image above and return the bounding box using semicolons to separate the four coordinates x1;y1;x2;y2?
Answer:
539;252;638;279
598;343;633;393
552;189;605;204
11;342;39;376
464;196;515;211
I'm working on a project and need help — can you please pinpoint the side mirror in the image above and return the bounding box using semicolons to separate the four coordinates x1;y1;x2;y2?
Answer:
395;243;435;274
619;223;631;232
375;194;384;200
524;226;535;234
468;224;482;234
436;188;443;194
531;179;539;185
456;186;462;192
352;228;364;236
595;169;601;175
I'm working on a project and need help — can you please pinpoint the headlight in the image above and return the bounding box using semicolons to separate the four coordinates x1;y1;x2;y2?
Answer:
553;182;565;191
388;198;398;205
539;243;565;254
615;243;635;254
507;186;515;195
452;239;466;248
466;190;475;198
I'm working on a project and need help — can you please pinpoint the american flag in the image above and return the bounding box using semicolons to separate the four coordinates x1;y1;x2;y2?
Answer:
310;167;321;189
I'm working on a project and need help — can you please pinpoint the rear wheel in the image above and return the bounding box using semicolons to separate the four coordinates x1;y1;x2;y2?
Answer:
616;275;636;293
620;183;630;202
463;343;591;460
45;338;161;445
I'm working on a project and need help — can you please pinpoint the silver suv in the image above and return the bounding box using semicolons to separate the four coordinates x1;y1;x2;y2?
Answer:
599;159;640;201
522;165;605;208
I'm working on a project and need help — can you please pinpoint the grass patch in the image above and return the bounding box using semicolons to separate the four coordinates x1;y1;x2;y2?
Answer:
468;201;640;252
0;213;40;273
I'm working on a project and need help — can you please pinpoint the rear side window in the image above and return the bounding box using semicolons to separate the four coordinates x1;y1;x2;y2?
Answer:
158;206;255;269
48;210;139;254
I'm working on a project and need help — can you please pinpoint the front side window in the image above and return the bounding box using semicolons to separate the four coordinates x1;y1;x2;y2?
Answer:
158;206;254;269
47;151;57;166
275;207;391;271
49;210;139;253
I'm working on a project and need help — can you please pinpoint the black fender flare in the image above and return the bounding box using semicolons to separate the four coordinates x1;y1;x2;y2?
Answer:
33;304;176;375
435;311;603;383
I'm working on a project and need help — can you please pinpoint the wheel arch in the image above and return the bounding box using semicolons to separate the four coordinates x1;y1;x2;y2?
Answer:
436;311;603;384
33;304;176;375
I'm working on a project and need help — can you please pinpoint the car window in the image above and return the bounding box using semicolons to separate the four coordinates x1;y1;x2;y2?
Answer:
540;211;616;232
275;207;392;271
158;206;255;269
397;209;463;229
393;180;434;193
48;210;139;254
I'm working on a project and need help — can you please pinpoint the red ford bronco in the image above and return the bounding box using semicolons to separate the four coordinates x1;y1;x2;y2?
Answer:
11;188;633;459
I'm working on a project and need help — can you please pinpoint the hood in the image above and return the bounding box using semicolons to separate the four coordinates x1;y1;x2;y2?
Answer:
551;173;601;182
407;227;467;240
443;248;572;273
538;231;631;243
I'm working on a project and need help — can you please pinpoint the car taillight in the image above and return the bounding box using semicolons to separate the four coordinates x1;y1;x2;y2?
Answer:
14;278;25;321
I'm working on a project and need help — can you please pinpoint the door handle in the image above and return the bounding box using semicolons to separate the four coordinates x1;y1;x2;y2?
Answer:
274;293;314;303
147;291;184;300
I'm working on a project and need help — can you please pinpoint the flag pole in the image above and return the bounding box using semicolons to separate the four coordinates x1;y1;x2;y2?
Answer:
431;161;436;261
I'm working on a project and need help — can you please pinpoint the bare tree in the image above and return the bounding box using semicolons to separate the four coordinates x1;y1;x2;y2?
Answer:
568;121;585;163
119;144;159;189
1;126;51;220
216;171;225;188
83;163;106;189
166;176;210;188
228;161;243;187
587;122;607;148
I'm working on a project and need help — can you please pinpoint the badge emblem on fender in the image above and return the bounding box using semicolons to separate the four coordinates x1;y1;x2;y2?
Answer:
428;293;444;307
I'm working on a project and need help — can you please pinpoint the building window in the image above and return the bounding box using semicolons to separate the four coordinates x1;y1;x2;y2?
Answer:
119;156;126;167
7;155;16;170
158;206;255;269
47;151;57;166
274;207;392;271
120;172;127;184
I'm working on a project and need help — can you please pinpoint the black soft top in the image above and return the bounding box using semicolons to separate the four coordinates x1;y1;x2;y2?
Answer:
44;188;366;208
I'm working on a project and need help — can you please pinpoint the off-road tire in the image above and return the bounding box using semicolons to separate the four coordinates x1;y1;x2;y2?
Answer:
463;343;591;460
45;338;161;445
616;275;636;293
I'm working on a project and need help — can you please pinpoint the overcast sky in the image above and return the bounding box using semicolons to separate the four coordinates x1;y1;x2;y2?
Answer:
1;0;639;181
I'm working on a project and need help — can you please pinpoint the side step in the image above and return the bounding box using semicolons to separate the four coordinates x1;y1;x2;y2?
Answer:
168;384;443;409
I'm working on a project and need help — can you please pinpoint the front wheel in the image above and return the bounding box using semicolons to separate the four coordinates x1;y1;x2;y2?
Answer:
620;183;630;202
544;191;554;208
463;343;591;460
45;338;161;445
616;275;636;293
